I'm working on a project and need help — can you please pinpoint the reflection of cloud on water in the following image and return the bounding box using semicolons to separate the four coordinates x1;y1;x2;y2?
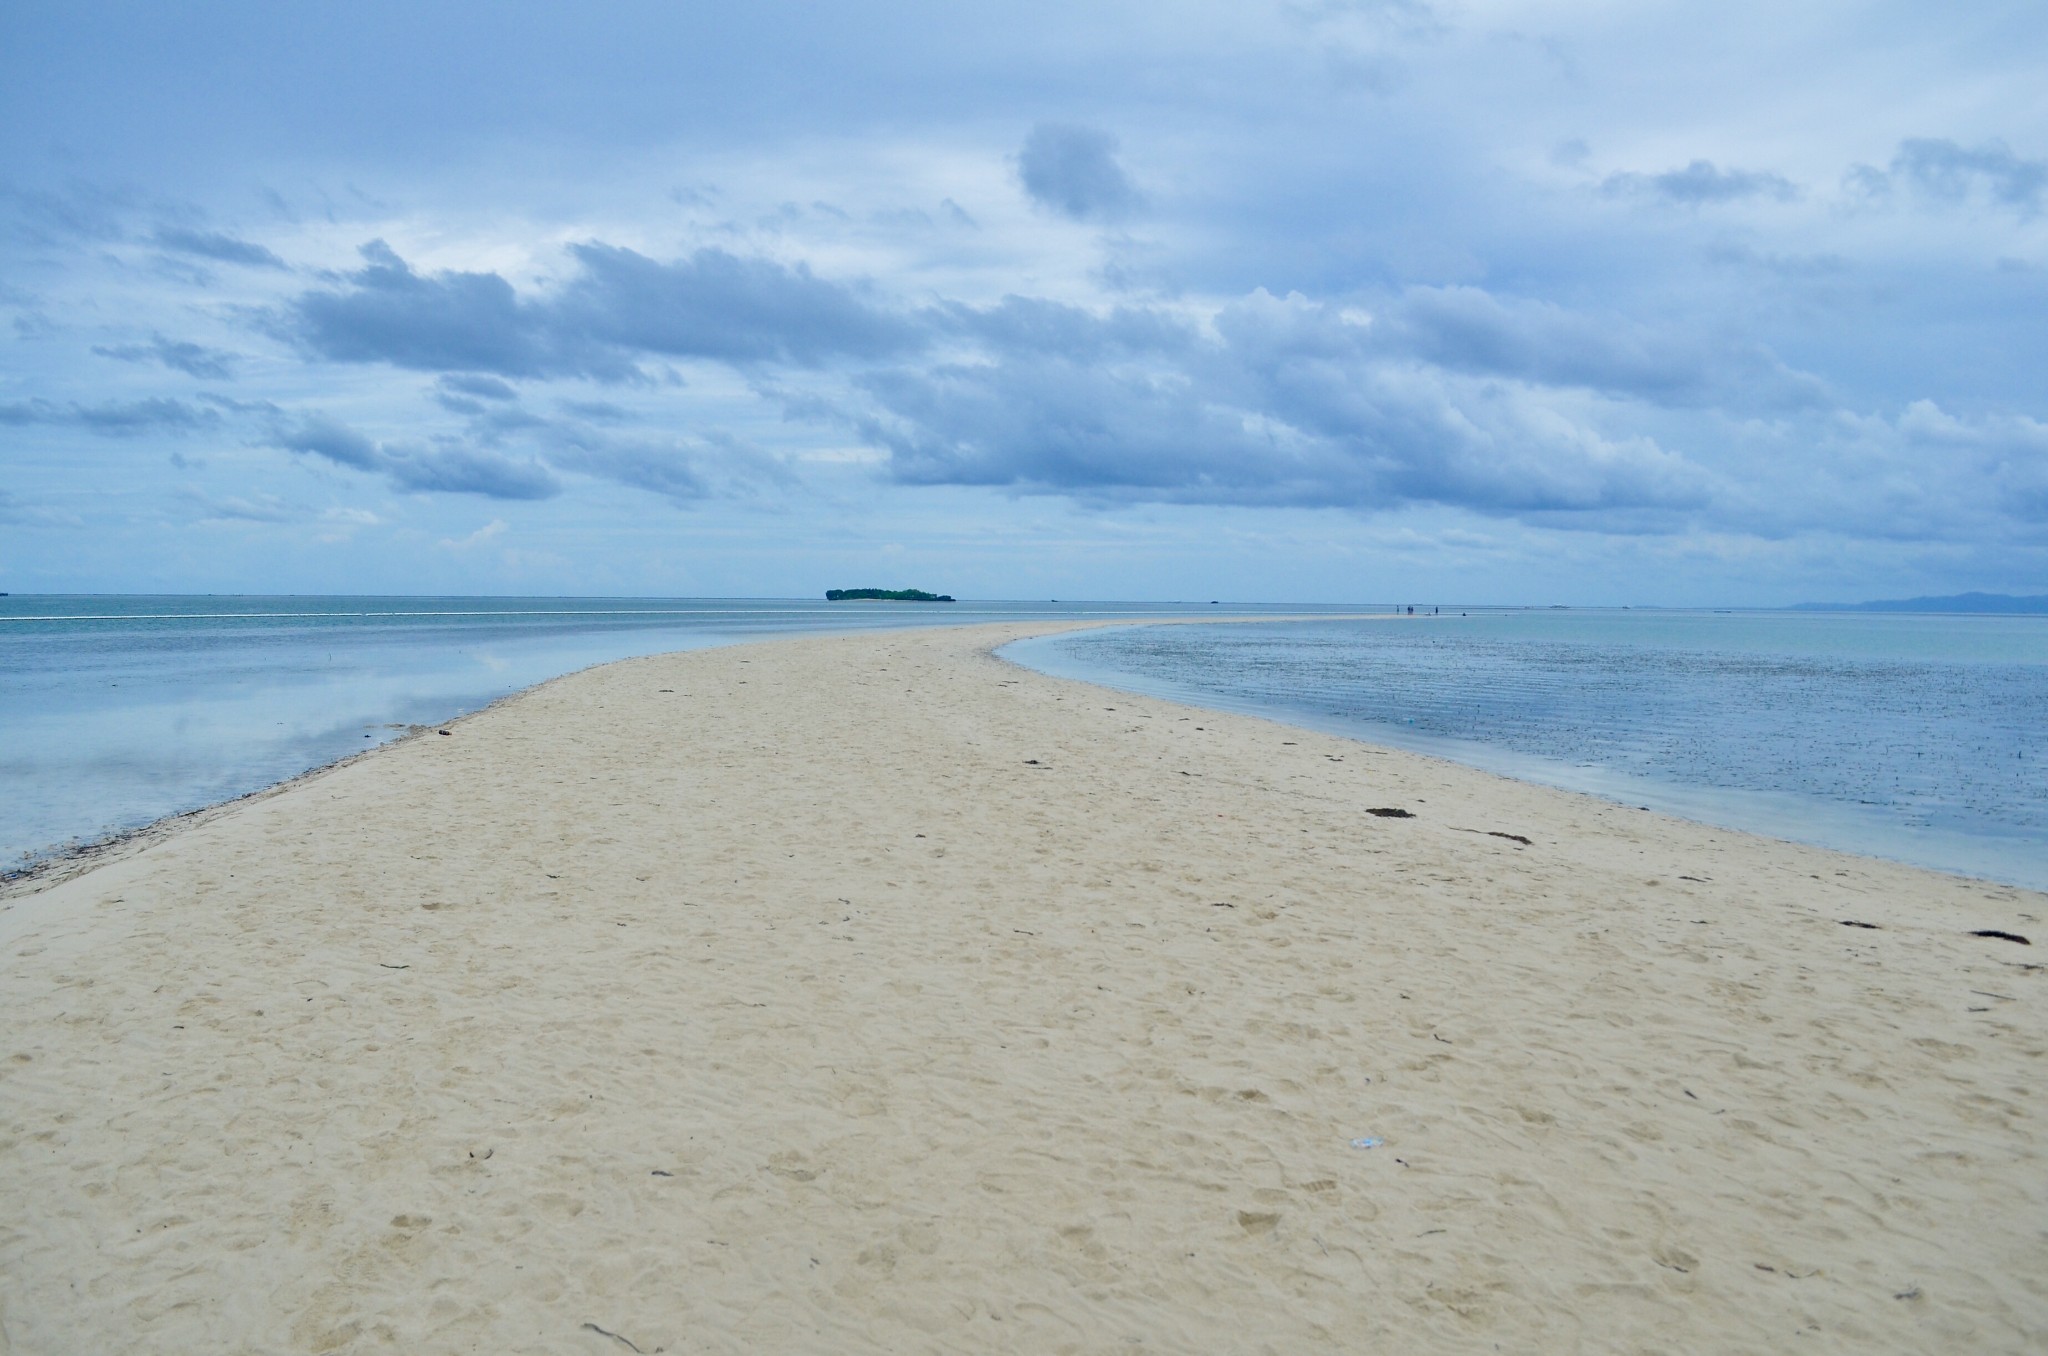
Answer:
470;651;511;673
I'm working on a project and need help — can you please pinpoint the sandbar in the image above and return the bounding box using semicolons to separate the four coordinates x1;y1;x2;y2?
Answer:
2;621;2042;1353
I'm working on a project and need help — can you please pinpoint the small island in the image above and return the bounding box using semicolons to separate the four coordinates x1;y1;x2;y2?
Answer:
825;588;955;602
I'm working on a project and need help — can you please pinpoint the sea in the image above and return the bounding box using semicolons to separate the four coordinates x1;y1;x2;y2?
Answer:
3;597;2044;890
1005;609;2048;891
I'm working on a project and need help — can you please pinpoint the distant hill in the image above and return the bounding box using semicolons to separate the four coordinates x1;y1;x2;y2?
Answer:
825;588;955;602
1789;592;2048;615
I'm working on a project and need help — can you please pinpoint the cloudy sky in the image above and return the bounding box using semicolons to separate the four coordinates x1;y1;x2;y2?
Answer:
2;1;2043;604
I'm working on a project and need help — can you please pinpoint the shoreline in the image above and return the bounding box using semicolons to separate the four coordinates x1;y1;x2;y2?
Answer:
0;662;641;905
0;613;1341;902
1002;627;2048;894
11;610;2035;904
1;725;431;901
3;620;2043;1350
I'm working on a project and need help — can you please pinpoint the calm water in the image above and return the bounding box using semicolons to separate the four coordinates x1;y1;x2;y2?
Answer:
0;594;1335;870
8;599;2044;890
1004;610;2048;890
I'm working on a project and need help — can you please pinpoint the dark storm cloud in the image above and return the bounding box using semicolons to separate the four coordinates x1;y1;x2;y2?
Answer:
1890;400;2048;522
433;371;519;414
93;334;239;380
1208;292;1708;513
182;490;300;523
857;290;1708;517
263;393;755;508
1374;286;1827;410
863;357;1290;499
0;396;219;435
72;398;218;435
556;244;923;365
1016;123;1141;221
464;406;548;441
269;413;380;469
287;241;614;379
559;399;630;422
439;373;519;401
1885;138;2046;214
267;412;560;499
862;352;1700;516
0;181;135;245
384;443;560;498
0;188;292;267
935;294;1189;358
1602;160;1798;205
150;226;289;269
546;428;709;503
283;240;921;379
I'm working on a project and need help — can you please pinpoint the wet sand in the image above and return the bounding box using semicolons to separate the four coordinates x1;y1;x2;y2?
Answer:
2;621;2043;1353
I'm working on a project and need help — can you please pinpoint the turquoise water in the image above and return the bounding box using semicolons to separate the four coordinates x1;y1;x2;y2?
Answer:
0;594;1339;870
1003;610;2048;890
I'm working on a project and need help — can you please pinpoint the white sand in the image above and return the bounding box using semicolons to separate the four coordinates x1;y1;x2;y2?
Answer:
2;621;2043;1354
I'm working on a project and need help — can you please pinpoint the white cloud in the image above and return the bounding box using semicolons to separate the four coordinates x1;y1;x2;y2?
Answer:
438;518;509;551
1;0;2042;600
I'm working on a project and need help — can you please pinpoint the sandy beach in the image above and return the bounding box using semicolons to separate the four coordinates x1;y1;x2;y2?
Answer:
2;619;2042;1354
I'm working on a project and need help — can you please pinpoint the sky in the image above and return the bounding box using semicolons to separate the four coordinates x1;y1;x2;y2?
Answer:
1;1;2044;605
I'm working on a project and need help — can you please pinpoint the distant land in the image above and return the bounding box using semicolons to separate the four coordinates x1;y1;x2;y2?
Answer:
825;588;955;602
1789;591;2048;615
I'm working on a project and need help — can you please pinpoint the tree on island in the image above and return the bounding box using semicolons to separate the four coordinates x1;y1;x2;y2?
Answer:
825;588;955;602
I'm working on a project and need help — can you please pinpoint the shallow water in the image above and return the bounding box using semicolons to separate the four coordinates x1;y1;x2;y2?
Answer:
0;594;1341;869
1004;610;2048;890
